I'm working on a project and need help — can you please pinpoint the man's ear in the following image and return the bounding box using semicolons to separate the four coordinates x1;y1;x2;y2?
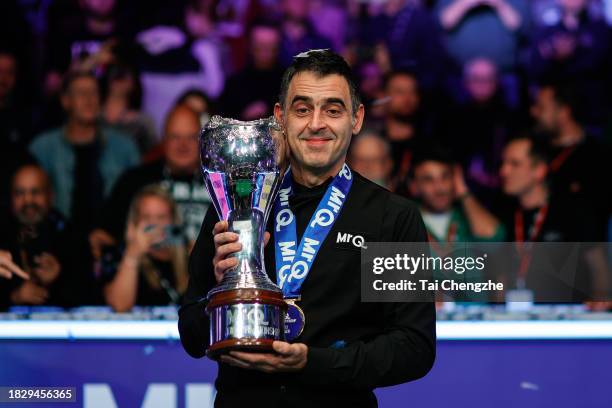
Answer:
352;104;365;135
409;179;418;197
274;103;284;133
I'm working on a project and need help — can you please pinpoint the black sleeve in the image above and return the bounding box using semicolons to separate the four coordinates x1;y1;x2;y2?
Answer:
178;205;219;358
295;201;436;388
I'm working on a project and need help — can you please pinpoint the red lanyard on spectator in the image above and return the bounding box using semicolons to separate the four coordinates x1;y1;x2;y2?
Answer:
514;205;548;285
549;146;576;173
427;222;457;255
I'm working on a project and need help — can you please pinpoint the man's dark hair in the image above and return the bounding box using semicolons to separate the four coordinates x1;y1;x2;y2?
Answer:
61;70;98;95
278;49;361;115
542;81;586;124
383;68;419;91
409;144;455;179
506;132;550;164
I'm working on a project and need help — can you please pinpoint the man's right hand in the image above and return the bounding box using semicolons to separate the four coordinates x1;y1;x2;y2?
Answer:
0;250;29;280
212;221;270;284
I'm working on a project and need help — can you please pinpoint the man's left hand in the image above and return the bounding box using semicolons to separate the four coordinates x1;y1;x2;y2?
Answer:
220;341;308;373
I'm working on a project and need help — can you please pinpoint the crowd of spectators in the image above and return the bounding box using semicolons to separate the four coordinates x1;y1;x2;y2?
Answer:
1;0;611;310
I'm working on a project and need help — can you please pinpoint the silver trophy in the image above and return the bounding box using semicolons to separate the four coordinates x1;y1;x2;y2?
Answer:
200;115;287;359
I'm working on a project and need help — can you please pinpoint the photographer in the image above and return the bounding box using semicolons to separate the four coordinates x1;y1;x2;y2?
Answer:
0;164;76;308
102;185;189;312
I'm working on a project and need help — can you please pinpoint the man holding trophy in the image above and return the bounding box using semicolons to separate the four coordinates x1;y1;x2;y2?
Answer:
179;49;435;407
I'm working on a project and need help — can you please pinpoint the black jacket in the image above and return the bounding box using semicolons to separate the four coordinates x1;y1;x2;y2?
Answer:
178;171;436;407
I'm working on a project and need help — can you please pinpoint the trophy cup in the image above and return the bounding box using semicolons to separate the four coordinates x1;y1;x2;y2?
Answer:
200;115;287;359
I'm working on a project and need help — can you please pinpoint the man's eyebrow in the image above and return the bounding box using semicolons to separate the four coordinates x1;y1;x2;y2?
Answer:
290;95;313;105
323;98;347;109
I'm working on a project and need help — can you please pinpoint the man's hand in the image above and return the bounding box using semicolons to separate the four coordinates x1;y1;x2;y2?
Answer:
10;281;48;305
212;221;270;284
0;250;29;280
453;164;469;199
33;253;61;286
220;341;308;373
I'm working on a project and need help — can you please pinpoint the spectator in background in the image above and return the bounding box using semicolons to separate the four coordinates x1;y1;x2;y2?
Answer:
44;0;128;97
137;0;224;134
90;105;210;259
279;0;333;66
0;165;79;308
0;50;34;210
356;61;386;121
29;71;140;234
103;185;189;312
0;50;32;147
499;134;609;302
374;70;430;195
358;0;447;92
444;57;519;206
176;88;213;126
348;131;394;189
438;0;528;73
530;0;611;127
409;148;504;243
100;64;156;154
219;20;285;120
530;82;612;233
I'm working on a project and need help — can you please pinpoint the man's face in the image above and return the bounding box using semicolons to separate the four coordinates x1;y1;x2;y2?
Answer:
164;108;200;173
0;54;17;101
500;140;545;196
275;72;364;175
348;135;392;186
251;26;280;70
559;0;587;14
531;87;560;134
411;161;454;213
62;77;100;125
464;59;497;104
11;167;52;226
82;0;115;17
386;74;419;117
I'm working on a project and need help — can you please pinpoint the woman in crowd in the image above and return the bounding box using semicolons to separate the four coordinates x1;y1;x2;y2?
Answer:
103;185;188;312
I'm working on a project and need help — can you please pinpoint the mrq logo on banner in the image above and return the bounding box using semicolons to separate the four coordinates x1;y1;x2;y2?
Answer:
361;242;612;304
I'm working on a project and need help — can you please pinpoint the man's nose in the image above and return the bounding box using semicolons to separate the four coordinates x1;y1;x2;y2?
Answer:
308;109;326;133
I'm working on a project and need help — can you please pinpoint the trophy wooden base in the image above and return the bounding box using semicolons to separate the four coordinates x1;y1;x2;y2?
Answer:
206;288;287;360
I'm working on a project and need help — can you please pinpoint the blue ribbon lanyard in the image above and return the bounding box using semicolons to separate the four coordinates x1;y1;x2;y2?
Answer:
273;163;353;299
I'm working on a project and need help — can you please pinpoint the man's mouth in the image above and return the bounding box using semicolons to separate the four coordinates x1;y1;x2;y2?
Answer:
302;136;333;146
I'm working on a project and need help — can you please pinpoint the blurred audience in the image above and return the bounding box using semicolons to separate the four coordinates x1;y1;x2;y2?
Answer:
100;64;156;154
29;71;139;234
438;0;528;72
410;147;504;242
91;104;209;259
278;0;333;67
0;0;610;308
444;57;520;206
137;0;224;134
0;165;79;308
499;134;609;301
348;131;394;189
219;20;284;120
102;185;188;312
530;0;612;125
530;82;612;236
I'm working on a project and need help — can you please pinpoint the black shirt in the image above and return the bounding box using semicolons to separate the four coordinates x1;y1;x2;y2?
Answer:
178;171;436;407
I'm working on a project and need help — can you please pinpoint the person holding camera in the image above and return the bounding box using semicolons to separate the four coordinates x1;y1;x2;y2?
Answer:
103;185;189;312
